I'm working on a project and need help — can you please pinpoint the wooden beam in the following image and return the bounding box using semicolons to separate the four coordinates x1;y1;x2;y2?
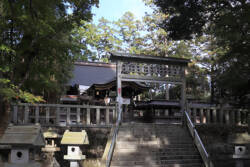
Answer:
110;52;190;65
120;74;182;84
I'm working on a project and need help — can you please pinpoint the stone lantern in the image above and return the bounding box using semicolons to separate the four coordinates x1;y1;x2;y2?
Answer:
42;128;60;153
41;128;60;167
61;130;89;167
0;124;45;167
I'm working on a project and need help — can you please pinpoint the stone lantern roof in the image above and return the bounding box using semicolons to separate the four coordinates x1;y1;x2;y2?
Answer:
61;130;89;145
0;124;45;147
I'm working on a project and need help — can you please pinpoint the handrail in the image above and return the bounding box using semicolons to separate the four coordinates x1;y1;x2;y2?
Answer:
12;103;116;109
184;110;213;167
11;103;116;127
106;104;122;167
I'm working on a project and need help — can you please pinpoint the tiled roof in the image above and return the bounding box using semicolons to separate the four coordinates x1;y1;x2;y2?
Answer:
68;62;116;86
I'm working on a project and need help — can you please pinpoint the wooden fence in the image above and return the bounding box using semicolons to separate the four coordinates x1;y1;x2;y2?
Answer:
11;103;117;127
188;104;249;126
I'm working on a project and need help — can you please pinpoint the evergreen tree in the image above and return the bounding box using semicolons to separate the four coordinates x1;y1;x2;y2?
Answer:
0;0;98;105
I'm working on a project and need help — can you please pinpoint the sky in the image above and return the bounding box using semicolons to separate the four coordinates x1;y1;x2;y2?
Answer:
92;0;153;23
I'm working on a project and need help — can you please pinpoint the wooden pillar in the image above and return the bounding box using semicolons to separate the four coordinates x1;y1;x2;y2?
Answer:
181;67;187;125
56;106;60;125
45;107;50;124
13;105;18;124
165;84;170;100
106;108;110;124
200;108;204;124
66;107;70;126
96;108;100;124
225;110;230;125
193;108;197;124
117;61;122;124
77;107;80;125
87;108;90;125
181;68;186;111
212;108;217;123
236;109;241;125
242;111;246;124
24;105;29;124
248;113;250;134
219;107;224;124
112;109;116;123
35;106;39;123
165;83;169;117
231;110;235;125
206;108;210;124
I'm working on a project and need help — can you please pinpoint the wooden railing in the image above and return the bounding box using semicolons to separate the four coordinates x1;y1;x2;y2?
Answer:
11;103;117;127
188;104;249;125
184;110;214;167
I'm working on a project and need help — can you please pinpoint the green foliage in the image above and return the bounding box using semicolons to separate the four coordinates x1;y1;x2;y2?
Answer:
75;10;210;100
151;0;250;104
0;0;98;103
0;74;44;103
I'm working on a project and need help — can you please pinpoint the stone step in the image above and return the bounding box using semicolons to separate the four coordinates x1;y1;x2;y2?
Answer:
117;134;191;139
120;123;183;127
111;163;203;167
118;131;190;136
117;136;193;142
113;155;201;161
111;124;203;167
111;159;203;166
116;140;193;146
114;148;199;155
115;143;196;149
118;131;190;135
121;126;185;129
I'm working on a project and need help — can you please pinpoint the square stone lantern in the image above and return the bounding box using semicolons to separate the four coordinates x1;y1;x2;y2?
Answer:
61;130;89;167
0;124;45;167
42;128;60;153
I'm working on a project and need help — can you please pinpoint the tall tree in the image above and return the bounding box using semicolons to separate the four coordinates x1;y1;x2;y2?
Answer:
142;12;172;56
151;0;250;105
114;12;144;54
0;0;98;106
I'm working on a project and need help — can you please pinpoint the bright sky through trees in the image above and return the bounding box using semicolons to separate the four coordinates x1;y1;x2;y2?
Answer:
92;0;153;23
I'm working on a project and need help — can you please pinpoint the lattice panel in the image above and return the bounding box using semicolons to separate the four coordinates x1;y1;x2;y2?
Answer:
121;62;184;77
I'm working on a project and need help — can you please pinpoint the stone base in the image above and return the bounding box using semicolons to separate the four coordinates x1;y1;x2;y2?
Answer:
64;154;85;160
2;162;42;167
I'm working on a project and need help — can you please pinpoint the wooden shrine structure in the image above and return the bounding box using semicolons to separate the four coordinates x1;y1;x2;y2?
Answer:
9;53;249;127
110;52;190;122
4;53;250;167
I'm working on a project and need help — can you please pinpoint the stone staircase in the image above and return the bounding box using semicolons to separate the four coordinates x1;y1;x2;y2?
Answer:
111;123;203;167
